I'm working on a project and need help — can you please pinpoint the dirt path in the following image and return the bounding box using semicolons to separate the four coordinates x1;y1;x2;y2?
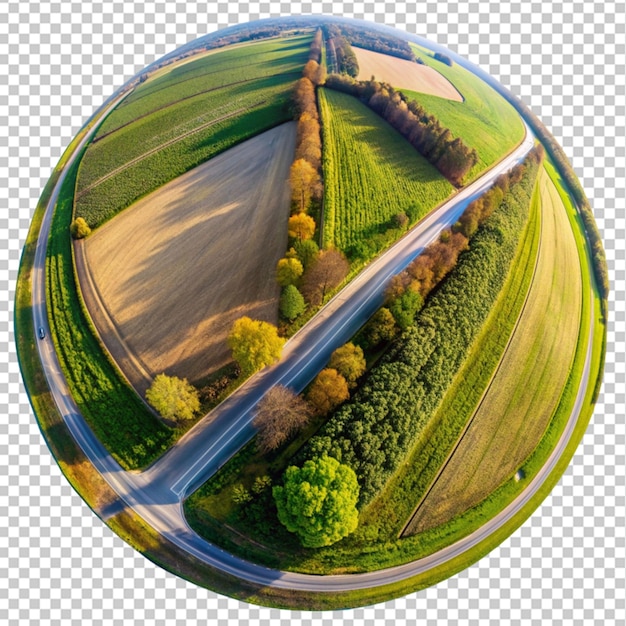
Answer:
353;46;463;102
78;122;297;392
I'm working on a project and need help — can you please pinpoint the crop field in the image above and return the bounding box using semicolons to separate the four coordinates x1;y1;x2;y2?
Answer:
75;35;312;228
97;35;313;136
319;88;454;258
404;44;525;180
403;166;583;535
352;46;463;101
80;123;297;387
46;149;174;470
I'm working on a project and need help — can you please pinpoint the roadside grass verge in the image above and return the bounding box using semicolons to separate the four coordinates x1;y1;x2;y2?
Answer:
319;87;453;258
46;150;174;469
401;165;583;536
16;117;129;518
406;44;525;181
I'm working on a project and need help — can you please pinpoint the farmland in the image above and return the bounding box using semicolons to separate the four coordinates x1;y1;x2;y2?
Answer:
318;88;454;258
403;44;525;180
46;147;174;470
75;35;312;228
352;46;463;101
184;157;541;574
402;165;583;535
80;123;297;388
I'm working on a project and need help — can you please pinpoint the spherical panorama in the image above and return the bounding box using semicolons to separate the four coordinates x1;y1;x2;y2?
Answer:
17;15;608;610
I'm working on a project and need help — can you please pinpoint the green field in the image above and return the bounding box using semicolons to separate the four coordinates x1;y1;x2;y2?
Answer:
358;173;542;539
405;44;525;180
318;87;454;258
401;165;583;535
46;150;174;469
75;35;312;228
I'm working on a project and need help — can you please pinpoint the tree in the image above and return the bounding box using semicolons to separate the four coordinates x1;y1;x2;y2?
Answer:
389;288;423;330
279;285;306;321
252;475;272;494
70;217;91;239
329;343;366;385
307;368;349;415
273;456;359;548
290;158;319;212
276;257;303;287
288;212;316;241
301;249;349;306
293;239;320;270
231;484;252;504
228;317;285;377
365;307;397;346
145;373;200;422
253;385;313;453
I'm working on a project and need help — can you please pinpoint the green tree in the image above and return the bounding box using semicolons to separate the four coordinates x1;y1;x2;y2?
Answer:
70;217;91;239
252;475;272;495
279;285;306;321
329;342;366;385
145;373;200;422
273;456;359;548
389;288;423;330
365;307;397;346
228;317;285;377
307;368;349;414
276;257;304;287
293;239;320;270
231;484;252;504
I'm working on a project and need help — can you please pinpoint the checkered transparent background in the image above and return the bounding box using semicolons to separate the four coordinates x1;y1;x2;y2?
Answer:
1;1;624;624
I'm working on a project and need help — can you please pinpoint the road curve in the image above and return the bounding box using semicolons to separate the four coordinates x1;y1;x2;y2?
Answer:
30;101;595;595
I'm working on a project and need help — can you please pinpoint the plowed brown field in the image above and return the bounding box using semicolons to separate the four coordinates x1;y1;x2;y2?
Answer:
353;46;463;102
78;122;296;392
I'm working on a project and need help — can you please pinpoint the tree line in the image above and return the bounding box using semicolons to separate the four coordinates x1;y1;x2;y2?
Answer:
276;42;350;326
324;74;479;185
323;24;359;77
295;152;542;506
334;23;417;62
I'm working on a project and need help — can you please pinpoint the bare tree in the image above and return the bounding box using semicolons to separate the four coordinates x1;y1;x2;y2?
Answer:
253;386;314;454
301;249;349;306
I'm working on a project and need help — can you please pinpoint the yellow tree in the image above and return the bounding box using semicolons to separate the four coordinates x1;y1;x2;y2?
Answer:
290;158;319;212
288;212;316;241
228;317;285;377
307;368;349;415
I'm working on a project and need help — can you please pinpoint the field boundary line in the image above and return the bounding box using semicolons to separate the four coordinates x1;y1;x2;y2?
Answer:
93;70;299;144
398;177;544;538
73;240;156;396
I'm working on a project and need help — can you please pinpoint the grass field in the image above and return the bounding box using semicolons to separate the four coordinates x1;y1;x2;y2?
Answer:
319;87;454;258
45;148;174;469
404;44;525;180
353;46;463;101
402;165;583;535
75;35;312;228
80;123;297;388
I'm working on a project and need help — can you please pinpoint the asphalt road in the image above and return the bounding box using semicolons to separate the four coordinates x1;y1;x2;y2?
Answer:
31;106;596;594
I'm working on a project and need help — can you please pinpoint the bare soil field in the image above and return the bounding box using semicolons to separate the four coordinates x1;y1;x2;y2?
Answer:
404;167;583;534
78;122;296;392
353;46;463;102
